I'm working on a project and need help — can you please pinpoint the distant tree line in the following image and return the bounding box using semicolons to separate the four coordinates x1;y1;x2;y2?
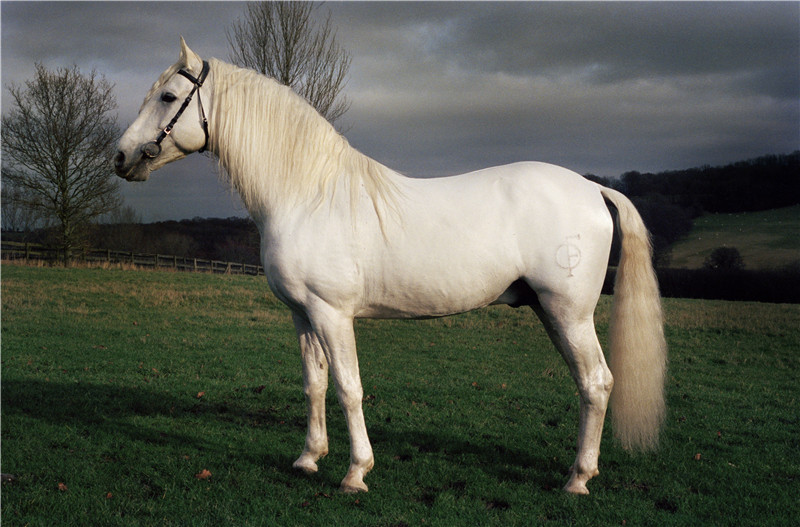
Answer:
586;151;800;266
94;217;262;265
4;216;262;266
619;152;799;213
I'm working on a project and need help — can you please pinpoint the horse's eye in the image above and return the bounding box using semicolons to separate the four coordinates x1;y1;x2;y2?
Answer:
161;92;177;103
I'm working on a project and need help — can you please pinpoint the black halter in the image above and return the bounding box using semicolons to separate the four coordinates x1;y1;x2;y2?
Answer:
141;60;210;159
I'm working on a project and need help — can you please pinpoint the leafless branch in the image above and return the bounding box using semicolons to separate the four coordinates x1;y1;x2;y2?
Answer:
226;1;352;126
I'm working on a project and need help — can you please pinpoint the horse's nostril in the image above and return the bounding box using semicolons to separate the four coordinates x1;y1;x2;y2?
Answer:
114;151;125;170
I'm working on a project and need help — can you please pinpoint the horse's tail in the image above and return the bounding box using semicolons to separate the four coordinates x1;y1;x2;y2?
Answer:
600;187;668;452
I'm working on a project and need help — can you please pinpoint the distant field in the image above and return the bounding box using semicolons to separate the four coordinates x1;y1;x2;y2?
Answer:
669;205;800;269
2;264;799;526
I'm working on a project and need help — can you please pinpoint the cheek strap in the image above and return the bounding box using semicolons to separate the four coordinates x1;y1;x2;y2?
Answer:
141;60;210;159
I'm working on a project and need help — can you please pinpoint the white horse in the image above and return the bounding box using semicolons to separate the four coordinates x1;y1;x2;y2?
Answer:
115;39;667;495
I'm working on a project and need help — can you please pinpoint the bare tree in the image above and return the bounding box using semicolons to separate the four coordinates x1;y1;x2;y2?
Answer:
103;205;142;225
2;64;122;260
226;1;352;125
1;183;42;233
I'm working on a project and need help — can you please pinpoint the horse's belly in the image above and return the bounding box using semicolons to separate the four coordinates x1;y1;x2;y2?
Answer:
355;281;512;319
356;238;525;318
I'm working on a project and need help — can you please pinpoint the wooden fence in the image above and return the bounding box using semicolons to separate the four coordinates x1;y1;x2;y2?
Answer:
1;241;264;276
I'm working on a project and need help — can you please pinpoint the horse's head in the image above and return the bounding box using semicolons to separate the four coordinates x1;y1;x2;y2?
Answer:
114;38;211;181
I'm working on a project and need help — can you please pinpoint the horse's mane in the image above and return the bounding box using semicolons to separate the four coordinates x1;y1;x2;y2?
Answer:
207;59;398;224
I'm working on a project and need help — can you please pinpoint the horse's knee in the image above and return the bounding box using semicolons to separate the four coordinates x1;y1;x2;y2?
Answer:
304;382;327;401
336;386;364;412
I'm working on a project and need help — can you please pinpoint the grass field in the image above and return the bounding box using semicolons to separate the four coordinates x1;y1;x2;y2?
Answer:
669;205;800;269
2;264;799;526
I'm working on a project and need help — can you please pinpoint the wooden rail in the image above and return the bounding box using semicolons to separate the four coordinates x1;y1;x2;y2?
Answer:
1;241;264;276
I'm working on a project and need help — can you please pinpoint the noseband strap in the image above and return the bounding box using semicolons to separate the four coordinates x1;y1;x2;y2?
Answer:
141;60;210;159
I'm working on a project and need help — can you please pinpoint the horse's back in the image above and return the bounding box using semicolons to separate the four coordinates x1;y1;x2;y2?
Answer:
396;162;614;268
404;161;608;220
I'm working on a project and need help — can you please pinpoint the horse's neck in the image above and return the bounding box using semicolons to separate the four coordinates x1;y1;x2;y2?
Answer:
215;139;395;220
208;64;401;227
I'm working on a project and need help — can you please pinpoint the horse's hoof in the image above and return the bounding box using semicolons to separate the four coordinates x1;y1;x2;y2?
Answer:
563;481;590;495
340;477;369;494
292;458;319;475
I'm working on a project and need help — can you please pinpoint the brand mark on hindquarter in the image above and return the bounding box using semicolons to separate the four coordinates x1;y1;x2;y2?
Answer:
556;234;582;277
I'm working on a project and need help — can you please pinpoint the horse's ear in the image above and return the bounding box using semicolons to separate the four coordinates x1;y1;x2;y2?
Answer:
179;36;203;72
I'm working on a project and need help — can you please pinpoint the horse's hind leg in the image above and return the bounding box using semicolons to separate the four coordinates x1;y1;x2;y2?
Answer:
532;294;613;495
291;312;330;474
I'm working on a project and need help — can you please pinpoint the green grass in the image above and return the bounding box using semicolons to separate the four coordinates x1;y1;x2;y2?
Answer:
669;205;800;269
2;264;799;526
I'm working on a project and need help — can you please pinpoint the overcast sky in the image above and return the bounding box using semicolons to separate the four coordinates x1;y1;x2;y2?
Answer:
2;1;798;221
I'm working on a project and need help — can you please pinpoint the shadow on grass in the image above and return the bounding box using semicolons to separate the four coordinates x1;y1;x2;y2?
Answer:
3;378;291;424
3;378;571;492
1;378;304;477
368;424;570;493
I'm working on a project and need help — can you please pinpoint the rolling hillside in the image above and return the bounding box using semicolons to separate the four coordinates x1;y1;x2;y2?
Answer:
669;205;800;269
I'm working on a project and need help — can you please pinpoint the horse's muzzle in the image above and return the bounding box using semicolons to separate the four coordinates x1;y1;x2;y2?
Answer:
113;151;127;175
113;150;150;181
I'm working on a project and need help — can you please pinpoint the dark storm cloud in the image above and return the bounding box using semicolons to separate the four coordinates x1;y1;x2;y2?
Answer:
328;2;799;93
1;2;243;115
327;2;799;177
2;1;798;220
438;3;798;82
2;2;235;65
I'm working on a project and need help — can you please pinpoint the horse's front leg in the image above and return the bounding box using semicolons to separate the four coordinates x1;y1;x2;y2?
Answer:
291;312;330;474
307;308;374;493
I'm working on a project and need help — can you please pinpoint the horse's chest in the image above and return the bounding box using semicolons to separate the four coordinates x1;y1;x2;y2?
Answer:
261;240;362;313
